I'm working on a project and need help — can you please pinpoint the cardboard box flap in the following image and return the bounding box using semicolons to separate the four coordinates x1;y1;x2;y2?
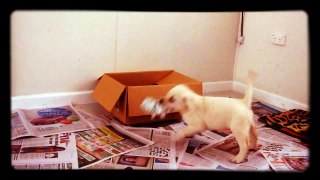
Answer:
92;75;126;112
156;71;201;85
106;70;172;86
127;85;177;117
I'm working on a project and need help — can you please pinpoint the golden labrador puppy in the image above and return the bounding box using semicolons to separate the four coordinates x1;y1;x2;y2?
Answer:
159;70;258;163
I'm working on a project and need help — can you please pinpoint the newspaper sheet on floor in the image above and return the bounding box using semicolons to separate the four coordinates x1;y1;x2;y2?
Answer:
11;104;109;140
251;101;282;118
176;135;219;170
258;128;309;172
159;121;189;163
260;151;308;172
85;153;175;170
159;121;228;169
122;127;177;169
196;135;270;171
76;122;154;169
11;132;78;169
258;127;305;145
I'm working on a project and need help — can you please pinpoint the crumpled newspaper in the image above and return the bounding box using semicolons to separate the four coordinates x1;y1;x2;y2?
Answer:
140;97;166;119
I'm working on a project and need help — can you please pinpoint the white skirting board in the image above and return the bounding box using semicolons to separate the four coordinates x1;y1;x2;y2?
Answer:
233;81;309;111
202;81;233;95
11;82;308;111
11;90;95;109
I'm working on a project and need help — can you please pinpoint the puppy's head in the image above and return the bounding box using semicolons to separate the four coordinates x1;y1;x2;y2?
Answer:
159;84;195;113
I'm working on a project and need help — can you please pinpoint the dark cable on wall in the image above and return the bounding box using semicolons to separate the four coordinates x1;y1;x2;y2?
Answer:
241;11;244;36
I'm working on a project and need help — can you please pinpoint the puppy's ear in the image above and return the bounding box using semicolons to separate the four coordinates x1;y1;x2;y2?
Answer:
169;96;175;103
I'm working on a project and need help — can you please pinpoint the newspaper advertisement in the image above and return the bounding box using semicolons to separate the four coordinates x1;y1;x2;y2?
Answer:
125;127;177;169
76;122;154;169
11;132;78;169
196;135;270;171
258;132;309;172
11;104;109;140
260;151;309;172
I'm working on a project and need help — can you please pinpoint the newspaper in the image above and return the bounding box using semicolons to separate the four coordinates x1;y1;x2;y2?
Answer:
159;121;217;164
12;162;74;170
85;154;174;170
196;135;270;171
258;130;309;172
175;139;189;163
260;151;309;172
125;127;177;169
159;120;227;168
251;101;282;117
76;122;154;169
258;127;304;145
11;132;78;169
160;121;187;133
11;104;109;140
177;136;217;170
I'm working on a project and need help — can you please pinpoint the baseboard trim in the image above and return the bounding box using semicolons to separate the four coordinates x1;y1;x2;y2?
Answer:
233;81;308;111
11;91;95;109
11;82;308;111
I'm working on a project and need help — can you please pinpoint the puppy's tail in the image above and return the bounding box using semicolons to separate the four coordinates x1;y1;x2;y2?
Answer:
242;70;257;108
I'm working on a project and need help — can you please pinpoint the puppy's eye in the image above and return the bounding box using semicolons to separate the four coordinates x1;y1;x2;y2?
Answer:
169;96;175;103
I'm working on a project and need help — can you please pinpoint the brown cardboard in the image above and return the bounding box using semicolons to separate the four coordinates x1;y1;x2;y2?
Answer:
92;70;202;125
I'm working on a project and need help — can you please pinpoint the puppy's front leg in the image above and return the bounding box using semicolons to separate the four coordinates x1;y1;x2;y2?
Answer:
171;126;200;142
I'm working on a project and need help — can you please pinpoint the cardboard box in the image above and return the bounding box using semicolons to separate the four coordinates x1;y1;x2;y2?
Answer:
92;70;202;125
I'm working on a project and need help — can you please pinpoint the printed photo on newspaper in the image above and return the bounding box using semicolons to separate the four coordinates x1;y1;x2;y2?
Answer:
11;104;109;140
11;132;78;169
125;127;177;169
76;122;154;169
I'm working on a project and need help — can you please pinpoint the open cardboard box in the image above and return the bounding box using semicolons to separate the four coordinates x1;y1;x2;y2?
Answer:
92;70;202;125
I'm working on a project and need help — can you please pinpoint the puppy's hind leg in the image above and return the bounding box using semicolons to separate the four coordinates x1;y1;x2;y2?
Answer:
230;128;250;164
249;123;259;151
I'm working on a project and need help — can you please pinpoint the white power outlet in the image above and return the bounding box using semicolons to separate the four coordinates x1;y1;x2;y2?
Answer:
271;33;286;46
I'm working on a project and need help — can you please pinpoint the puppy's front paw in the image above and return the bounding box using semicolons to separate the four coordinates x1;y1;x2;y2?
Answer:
171;133;184;142
230;156;247;164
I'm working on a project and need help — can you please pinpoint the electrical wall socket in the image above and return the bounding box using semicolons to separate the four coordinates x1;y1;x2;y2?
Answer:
271;33;286;46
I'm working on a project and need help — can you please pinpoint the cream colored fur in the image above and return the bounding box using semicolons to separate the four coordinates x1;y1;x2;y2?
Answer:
159;70;258;163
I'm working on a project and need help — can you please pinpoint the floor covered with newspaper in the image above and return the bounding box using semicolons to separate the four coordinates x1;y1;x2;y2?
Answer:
11;96;310;171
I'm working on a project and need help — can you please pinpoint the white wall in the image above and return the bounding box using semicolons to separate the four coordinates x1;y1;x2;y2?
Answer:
11;11;117;96
234;11;309;106
11;11;240;96
116;12;239;82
